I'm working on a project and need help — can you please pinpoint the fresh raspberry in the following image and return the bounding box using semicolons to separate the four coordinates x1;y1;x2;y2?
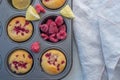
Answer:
35;4;46;13
48;22;58;34
46;19;54;27
35;7;41;14
41;33;49;40
59;24;66;32
39;24;48;33
55;16;64;26
57;31;67;40
49;34;58;43
31;41;40;53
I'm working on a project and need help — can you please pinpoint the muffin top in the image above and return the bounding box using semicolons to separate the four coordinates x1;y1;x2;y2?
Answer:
8;49;33;74
7;16;33;42
42;0;66;9
41;49;66;75
12;0;31;10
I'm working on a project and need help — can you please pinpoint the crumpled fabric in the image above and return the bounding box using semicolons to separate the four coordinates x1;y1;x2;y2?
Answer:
73;0;120;80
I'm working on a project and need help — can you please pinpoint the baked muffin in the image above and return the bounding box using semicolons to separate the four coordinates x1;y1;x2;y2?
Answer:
7;16;33;42
41;49;66;75
42;0;66;9
8;49;33;74
12;0;31;10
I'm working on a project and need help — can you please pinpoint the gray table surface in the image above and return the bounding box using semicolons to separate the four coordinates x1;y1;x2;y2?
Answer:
62;38;82;80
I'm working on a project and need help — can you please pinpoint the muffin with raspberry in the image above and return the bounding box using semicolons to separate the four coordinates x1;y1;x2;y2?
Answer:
41;49;66;75
8;49;33;75
42;0;66;9
7;16;33;42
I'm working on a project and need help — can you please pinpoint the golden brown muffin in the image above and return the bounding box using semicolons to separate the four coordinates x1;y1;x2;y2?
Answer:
42;0;66;9
12;0;31;10
8;49;33;74
7;16;33;42
41;49;66;75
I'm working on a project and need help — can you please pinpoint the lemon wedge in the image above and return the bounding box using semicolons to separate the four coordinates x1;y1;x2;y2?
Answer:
60;5;75;19
26;5;40;21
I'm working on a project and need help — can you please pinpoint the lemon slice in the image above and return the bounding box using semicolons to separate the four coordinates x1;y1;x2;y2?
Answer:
60;5;75;19
12;0;31;10
26;5;40;21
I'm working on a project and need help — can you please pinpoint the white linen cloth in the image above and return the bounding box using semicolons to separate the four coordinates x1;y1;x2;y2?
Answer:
73;0;120;80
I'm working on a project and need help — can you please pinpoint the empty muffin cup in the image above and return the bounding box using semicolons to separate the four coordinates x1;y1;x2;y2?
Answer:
7;49;33;75
40;49;66;75
39;15;67;43
7;16;34;43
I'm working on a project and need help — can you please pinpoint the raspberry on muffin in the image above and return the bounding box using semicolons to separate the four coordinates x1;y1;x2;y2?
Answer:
41;49;66;75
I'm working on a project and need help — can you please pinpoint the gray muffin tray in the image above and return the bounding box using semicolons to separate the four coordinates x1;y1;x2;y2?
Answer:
0;0;73;80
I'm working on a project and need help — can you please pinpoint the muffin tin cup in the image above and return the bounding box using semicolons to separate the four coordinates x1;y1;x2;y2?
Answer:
39;14;68;44
5;47;35;78
39;47;71;78
7;0;34;11
40;0;68;11
0;0;73;79
6;14;35;44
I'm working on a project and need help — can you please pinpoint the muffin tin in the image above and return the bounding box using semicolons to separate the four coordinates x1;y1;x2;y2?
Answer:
0;0;73;80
